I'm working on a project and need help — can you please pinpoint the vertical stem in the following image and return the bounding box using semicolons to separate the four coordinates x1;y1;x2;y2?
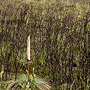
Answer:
27;34;30;81
28;61;29;81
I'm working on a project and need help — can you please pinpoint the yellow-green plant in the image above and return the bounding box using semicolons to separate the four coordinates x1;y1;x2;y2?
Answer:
0;66;6;90
6;68;51;90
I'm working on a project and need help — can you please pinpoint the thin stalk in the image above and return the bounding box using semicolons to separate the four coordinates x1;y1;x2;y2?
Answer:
28;60;29;81
27;34;30;81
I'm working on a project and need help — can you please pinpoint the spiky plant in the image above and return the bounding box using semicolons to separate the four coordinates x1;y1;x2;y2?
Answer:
0;65;6;90
6;68;51;90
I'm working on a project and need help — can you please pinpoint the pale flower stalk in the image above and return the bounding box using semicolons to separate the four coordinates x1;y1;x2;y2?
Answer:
27;34;30;61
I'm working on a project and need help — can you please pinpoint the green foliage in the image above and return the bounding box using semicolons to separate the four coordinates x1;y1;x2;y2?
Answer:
0;0;90;89
6;68;51;90
76;77;90;90
0;66;6;90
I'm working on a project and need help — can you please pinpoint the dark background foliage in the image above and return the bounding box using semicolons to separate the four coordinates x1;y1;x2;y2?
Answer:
0;0;90;89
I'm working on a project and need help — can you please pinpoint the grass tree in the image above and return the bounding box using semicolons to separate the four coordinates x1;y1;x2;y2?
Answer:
4;33;52;90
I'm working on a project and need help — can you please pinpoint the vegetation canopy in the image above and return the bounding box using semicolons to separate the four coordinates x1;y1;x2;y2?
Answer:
0;0;90;90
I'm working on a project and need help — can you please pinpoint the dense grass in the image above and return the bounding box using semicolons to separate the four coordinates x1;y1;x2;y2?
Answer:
0;0;90;90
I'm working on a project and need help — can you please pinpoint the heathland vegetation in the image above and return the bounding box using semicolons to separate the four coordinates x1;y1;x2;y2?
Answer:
0;0;90;90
